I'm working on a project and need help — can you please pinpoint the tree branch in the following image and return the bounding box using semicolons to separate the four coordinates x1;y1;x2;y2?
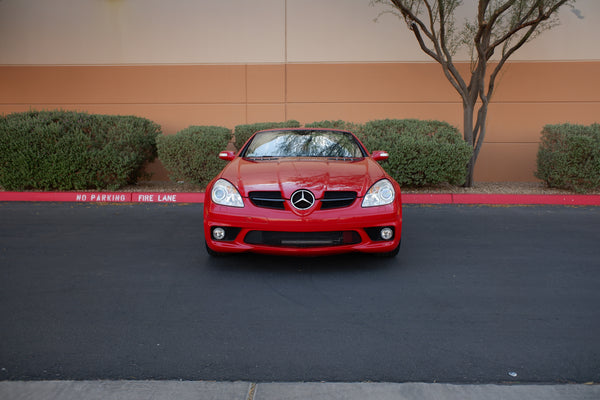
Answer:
489;0;570;53
486;16;547;101
390;0;436;43
389;0;469;96
437;0;454;63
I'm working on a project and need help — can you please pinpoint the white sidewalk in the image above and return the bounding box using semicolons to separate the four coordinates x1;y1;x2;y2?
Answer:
1;381;598;400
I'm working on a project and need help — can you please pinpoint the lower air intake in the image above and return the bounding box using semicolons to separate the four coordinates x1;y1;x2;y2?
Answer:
244;231;361;247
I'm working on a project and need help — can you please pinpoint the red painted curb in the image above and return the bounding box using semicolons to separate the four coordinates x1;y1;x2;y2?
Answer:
1;191;599;206
451;193;600;206
0;192;132;203
402;193;600;206
0;192;204;203
131;192;205;203
402;194;453;204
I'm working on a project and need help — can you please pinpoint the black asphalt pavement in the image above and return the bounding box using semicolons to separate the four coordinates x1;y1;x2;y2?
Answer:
0;202;599;383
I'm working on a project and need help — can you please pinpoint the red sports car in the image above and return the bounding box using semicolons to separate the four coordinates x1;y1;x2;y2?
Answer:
204;128;402;257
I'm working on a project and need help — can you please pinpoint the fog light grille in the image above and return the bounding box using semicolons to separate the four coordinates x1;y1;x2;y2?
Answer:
365;227;395;241
211;227;241;241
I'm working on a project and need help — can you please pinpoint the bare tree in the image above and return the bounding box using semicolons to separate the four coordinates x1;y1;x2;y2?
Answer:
372;0;576;186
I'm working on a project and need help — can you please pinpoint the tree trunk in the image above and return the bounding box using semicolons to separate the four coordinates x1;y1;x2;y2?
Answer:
463;101;476;187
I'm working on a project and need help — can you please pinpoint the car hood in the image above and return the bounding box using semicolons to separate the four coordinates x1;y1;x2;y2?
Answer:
219;158;386;198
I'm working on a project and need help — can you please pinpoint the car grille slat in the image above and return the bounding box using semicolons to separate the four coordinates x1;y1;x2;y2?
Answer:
244;231;361;247
248;191;285;209
320;191;357;209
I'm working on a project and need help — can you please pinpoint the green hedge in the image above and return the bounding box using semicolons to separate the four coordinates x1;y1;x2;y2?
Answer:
357;119;473;187
304;120;361;131
234;120;300;148
0;110;160;191
0;113;476;191
536;123;600;193
156;126;232;188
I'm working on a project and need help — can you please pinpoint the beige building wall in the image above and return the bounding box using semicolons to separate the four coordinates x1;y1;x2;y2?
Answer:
1;0;599;182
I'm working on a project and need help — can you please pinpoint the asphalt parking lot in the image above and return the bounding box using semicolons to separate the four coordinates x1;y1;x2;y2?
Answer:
0;202;599;384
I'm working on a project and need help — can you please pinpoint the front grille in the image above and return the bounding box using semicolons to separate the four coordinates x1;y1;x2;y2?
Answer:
249;191;285;209
244;230;361;247
249;190;357;210
320;191;357;209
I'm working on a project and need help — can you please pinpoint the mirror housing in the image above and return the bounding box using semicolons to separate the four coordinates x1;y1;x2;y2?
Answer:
371;150;389;162
219;151;236;161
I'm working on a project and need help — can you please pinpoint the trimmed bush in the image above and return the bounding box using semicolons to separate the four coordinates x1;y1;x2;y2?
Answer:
357;119;473;187
234;120;300;149
304;120;361;131
156;126;232;188
0;110;160;191
536;123;600;193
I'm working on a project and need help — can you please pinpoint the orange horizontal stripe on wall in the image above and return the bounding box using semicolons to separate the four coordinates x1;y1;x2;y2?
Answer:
2;62;598;106
0;65;248;104
1;61;598;182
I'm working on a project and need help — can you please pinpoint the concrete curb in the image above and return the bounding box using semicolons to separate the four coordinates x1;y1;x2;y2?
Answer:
1;191;600;205
0;381;598;400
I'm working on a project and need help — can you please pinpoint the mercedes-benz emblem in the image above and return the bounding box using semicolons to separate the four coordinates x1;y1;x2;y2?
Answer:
290;189;315;210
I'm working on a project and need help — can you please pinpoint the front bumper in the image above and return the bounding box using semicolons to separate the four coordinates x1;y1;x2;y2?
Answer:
204;198;402;256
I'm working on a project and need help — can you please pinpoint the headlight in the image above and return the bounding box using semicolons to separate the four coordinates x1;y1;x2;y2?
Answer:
362;179;395;207
211;179;244;208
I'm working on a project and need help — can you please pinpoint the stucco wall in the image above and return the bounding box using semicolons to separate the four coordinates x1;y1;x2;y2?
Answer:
2;0;598;64
1;0;599;182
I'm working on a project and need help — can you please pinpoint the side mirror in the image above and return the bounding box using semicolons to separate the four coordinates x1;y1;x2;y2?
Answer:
219;151;236;161
371;150;389;162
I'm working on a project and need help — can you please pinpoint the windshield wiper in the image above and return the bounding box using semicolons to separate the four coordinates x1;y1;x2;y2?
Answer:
244;156;280;161
327;156;362;161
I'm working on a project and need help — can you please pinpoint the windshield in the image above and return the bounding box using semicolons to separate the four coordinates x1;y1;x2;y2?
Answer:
242;130;366;158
